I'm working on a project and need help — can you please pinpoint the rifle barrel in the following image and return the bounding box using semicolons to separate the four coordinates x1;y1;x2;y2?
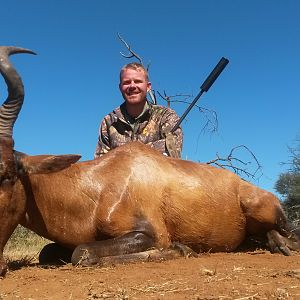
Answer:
170;57;229;134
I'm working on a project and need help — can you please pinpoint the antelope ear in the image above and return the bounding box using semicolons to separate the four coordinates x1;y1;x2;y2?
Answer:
19;154;81;174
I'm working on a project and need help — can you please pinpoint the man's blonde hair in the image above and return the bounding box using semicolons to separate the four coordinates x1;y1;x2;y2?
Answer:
120;62;149;82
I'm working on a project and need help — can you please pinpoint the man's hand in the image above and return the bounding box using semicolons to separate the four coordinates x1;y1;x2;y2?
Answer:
166;133;181;158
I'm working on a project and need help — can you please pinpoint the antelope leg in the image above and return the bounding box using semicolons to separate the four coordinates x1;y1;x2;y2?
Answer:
71;231;155;266
267;230;300;255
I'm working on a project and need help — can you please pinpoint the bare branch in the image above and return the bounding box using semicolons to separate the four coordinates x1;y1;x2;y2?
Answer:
117;33;143;65
280;141;300;173
148;89;157;105
157;91;218;133
157;91;192;107
198;107;218;135
207;145;263;179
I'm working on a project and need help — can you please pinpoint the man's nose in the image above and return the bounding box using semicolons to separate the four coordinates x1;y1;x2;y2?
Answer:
129;81;136;89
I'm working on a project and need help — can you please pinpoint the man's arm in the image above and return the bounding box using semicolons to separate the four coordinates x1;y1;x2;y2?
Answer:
150;108;183;158
94;118;111;158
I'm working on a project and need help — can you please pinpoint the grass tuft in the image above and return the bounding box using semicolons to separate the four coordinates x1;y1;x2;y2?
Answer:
4;225;50;265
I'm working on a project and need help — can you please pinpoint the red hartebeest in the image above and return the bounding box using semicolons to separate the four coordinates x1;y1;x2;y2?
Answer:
0;47;299;277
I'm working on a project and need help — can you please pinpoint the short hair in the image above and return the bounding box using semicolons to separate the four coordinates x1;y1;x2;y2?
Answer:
120;62;149;82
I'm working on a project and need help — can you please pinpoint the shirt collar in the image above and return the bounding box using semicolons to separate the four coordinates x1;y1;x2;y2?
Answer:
120;101;151;124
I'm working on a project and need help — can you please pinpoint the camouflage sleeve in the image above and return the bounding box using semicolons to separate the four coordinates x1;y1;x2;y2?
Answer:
151;108;183;157
94;117;111;158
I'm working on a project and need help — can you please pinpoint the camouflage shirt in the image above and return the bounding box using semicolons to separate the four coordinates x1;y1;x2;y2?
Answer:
94;101;183;158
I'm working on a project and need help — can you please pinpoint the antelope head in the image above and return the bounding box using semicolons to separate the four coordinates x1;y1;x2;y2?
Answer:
0;46;36;276
0;47;80;277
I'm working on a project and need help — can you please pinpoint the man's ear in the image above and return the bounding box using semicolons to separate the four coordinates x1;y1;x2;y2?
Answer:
147;81;152;92
19;154;81;174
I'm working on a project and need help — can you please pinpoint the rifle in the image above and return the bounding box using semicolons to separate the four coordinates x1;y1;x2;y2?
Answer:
170;57;229;133
166;57;229;158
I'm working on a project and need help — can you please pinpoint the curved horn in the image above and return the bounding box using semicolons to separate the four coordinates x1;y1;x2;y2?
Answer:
0;46;36;181
0;46;36;138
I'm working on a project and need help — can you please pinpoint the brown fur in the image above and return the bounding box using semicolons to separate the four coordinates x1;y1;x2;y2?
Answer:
17;143;246;250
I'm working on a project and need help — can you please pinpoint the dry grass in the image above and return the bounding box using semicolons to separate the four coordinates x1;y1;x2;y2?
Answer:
4;225;50;267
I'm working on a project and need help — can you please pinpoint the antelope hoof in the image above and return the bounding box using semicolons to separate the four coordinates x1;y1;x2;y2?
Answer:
170;242;198;258
267;230;292;256
71;244;99;266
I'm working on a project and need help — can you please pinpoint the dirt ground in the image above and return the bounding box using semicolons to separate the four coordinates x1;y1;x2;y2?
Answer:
1;251;300;300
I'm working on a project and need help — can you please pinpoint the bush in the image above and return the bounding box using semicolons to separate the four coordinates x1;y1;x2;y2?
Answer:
275;140;300;225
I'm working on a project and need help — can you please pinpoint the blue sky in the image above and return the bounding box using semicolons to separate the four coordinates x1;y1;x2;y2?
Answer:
1;0;299;195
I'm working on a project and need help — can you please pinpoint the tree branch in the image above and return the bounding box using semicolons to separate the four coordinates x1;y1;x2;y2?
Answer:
117;33;144;65
207;145;263;179
157;91;218;134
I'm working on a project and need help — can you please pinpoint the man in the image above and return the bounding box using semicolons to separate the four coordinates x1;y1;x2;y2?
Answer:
94;62;183;158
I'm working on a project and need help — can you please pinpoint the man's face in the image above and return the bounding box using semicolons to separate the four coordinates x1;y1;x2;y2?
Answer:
119;68;151;105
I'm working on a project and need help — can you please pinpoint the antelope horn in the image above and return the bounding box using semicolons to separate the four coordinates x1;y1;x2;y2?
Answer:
0;46;36;180
0;46;36;137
